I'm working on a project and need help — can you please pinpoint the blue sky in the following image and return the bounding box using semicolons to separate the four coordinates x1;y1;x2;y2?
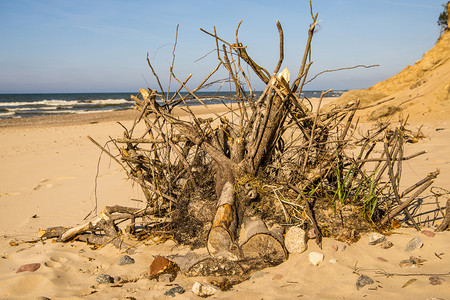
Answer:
0;0;445;93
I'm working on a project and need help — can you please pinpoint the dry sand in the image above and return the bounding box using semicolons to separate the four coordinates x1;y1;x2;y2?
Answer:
0;101;449;299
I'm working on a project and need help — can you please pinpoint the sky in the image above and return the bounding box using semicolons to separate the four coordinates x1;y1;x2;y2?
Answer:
0;0;446;93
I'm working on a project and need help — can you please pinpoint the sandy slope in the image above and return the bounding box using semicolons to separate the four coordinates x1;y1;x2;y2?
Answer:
328;31;450;123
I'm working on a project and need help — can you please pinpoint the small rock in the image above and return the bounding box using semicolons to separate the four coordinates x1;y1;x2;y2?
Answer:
368;233;386;245
399;259;414;268
16;263;41;273
164;286;185;297
376;257;388;262
405;237;423;252
272;274;283;280
151;256;171;276
331;245;338;251
421;230;435;237
158;273;174;283
409;256;426;265
426;298;445;300
309;252;324;266
284;227;307;254
429;275;445;285
37;297;51;300
329;259;338;264
96;274;114;284
380;241;394;249
399;256;426;267
339;244;347;252
192;281;218;297
307;228;317;239
356;275;374;290
150;256;178;280
118;255;135;265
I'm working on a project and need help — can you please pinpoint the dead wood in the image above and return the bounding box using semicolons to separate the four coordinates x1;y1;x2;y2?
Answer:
435;199;450;232
42;4;443;278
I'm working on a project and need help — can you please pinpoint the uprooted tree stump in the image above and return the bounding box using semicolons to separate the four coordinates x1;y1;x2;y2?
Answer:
40;5;447;279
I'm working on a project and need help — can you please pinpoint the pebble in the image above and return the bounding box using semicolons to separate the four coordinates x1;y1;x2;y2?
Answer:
96;274;114;284
399;256;426;267
380;241;394;249
151;256;171;276
429;275;445;285
118;255;135;265
284;227;307;254
421;230;435;237
405;237;423;252
329;259;338;264
356;275;374;290
272;274;283;280
158;273;175;283
309;252;324;266
191;281;218;297
16;263;41;273
37;297;51;300
164;286;185;297
307;228;317;239
368;233;386;245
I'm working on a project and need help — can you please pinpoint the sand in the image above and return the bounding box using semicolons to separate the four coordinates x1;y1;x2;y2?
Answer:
0;101;449;299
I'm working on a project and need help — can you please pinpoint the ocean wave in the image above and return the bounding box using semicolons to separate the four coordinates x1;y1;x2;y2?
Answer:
0;98;132;107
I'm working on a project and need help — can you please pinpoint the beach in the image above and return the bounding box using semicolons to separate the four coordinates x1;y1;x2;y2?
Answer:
0;100;449;299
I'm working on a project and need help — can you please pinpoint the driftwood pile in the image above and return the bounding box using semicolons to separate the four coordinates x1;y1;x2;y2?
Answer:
41;8;449;277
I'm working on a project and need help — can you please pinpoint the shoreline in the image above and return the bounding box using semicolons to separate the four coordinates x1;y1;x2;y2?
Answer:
0;98;338;129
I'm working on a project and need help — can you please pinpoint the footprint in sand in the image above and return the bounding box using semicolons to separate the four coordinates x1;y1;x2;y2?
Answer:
33;176;75;190
44;256;71;272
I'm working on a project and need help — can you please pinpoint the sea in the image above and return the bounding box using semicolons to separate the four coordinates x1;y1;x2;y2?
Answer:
0;90;345;119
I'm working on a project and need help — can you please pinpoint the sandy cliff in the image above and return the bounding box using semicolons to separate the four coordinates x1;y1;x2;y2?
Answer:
330;31;450;123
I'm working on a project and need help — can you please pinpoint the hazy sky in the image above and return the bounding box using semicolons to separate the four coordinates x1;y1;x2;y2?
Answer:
0;0;445;93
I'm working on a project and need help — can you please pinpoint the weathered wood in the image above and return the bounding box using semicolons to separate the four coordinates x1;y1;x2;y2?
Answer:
238;216;286;263
435;199;450;232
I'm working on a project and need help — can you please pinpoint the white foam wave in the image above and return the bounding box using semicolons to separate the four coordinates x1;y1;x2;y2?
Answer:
0;98;131;107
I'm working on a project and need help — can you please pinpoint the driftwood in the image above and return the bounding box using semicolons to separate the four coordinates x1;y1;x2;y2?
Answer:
435;199;450;232
41;2;443;277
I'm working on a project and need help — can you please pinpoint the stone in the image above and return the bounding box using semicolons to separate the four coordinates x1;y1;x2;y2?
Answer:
118;255;135;265
380;241;394;249
307;228;317;239
150;256;178;280
368;233;386;245
405;237;423;252
329;259;338;264
164;286;185;297
284;227;307;254
309;252;324;266
96;274;114;284
356;275;374;290
399;259;414;268
37;297;51;300
429;276;445;285
158;273;174;283
272;274;283;280
421;230;435;237
191;281;218;297
16;263;41;273
399;256;426;267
